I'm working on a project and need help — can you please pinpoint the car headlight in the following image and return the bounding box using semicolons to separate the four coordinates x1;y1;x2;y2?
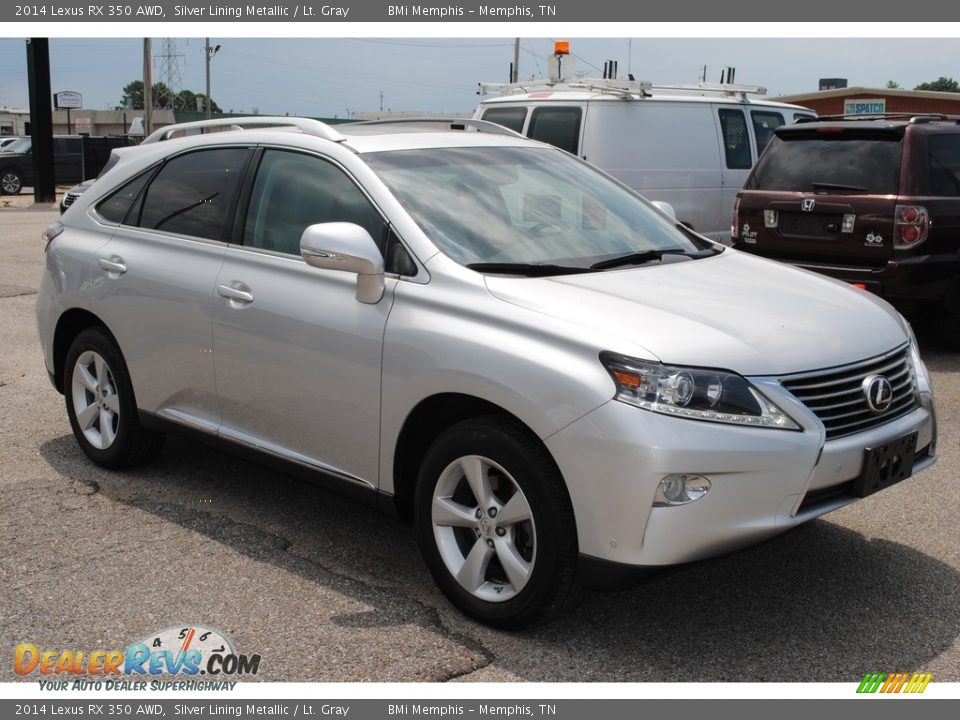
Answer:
600;352;800;430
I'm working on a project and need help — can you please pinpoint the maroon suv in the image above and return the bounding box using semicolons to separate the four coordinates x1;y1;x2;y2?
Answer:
732;115;960;346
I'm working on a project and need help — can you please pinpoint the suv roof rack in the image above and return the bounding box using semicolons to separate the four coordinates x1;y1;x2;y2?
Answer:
478;78;766;100
795;113;960;125
142;116;347;144
343;118;524;137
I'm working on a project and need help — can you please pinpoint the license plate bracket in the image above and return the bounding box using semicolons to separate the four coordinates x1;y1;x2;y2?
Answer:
853;431;918;498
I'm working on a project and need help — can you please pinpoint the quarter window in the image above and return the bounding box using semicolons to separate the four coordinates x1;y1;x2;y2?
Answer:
138;148;249;241
97;170;154;225
527;107;582;155
718;109;752;169
928;135;960;197
243;149;384;256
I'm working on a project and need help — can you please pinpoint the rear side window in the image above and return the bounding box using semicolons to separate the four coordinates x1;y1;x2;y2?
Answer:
481;107;527;133
751;111;784;156
243;149;384;256
749;134;902;194
718;109;751;169
527;107;582;155
138;148;249;241
97;171;153;224
927;135;960;197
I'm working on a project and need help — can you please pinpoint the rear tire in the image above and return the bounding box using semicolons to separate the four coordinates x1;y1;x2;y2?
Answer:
64;327;165;469
1;169;23;195
414;415;580;629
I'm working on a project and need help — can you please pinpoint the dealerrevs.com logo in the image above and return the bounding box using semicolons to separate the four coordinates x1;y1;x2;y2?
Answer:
857;672;933;694
14;626;260;689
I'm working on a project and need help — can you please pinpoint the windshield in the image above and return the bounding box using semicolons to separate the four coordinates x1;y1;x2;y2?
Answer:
363;146;710;268
0;138;30;154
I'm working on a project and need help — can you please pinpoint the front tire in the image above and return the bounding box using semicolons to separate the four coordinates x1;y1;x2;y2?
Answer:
414;416;580;629
64;327;164;469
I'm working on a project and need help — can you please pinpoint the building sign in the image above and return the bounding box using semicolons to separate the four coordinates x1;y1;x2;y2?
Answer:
54;91;83;109
844;98;886;115
75;117;92;133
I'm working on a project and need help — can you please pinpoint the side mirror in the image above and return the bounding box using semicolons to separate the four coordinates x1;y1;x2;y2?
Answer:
650;200;677;222
300;222;385;304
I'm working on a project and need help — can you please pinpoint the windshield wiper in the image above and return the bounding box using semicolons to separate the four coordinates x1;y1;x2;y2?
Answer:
466;262;594;277
589;248;704;270
811;182;869;193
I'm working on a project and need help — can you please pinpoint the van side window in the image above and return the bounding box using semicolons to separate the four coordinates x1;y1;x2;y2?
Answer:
482;107;527;133
137;148;250;241
243;149;385;257
928;135;960;197
718;109;752;170
527;107;582;155
751;111;784;156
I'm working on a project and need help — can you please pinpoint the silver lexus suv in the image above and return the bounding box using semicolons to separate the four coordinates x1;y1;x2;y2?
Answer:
37;117;936;628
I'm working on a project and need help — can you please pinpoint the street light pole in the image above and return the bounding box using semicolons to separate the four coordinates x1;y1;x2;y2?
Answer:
204;38;220;119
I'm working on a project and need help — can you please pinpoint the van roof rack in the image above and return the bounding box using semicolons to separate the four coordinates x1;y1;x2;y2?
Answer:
343;118;524;137
478;78;766;100
796;113;960;124
142;116;347;144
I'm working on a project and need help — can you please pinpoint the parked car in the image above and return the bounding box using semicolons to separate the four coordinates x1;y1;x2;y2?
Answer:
0;135;133;195
37;116;936;628
0;136;26;150
732;114;960;346
474;48;814;244
59;179;95;214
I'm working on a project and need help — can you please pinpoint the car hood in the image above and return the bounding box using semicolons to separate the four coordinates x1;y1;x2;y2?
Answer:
483;250;907;376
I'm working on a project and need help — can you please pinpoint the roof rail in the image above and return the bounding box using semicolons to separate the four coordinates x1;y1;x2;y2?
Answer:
344;117;524;137
478;78;765;100
142;116;347;144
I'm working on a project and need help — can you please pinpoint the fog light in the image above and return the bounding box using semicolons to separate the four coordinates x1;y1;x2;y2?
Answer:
763;209;778;228
654;474;711;506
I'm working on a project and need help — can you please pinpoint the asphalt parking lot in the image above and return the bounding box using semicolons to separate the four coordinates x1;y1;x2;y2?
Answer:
1;206;958;684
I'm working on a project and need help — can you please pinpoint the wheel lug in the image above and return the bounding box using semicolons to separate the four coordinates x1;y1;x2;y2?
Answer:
475;509;482;519
486;539;495;548
474;527;481;536
495;527;506;537
488;507;497;518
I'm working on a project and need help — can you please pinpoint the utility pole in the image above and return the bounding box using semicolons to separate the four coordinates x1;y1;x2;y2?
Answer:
512;38;520;83
379;90;384;113
205;39;220;119
143;38;153;137
25;38;54;203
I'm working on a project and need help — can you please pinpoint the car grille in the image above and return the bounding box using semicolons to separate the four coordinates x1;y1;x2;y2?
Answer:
62;192;80;209
781;345;919;440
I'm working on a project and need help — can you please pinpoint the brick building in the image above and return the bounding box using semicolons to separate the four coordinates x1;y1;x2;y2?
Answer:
774;87;960;117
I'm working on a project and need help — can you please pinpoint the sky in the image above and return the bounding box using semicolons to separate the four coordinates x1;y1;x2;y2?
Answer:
0;36;958;118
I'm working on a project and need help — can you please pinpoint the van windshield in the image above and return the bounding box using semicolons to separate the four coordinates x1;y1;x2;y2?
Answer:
749;134;902;195
364;146;711;269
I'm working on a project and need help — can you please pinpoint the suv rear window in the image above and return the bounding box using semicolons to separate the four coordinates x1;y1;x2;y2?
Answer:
748;134;902;194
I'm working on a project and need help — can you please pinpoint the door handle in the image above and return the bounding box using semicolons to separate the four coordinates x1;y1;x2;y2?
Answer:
98;257;127;275
217;283;254;304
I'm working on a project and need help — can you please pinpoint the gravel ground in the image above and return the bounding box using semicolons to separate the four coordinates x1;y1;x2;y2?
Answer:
1;207;957;683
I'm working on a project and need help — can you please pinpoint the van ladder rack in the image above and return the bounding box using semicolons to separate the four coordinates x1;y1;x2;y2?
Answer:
478;78;766;100
142;116;347;144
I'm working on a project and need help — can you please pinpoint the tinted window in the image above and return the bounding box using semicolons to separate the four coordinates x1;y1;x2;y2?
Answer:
138;148;249;241
719;109;751;169
97;171;153;224
244;149;384;256
751;111;784;156
481;107;527;133
928;134;960;197
527;107;582;155
749;134;902;194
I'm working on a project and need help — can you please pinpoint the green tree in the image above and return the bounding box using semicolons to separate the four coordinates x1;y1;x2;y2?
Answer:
120;80;219;112
914;77;960;92
886;80;900;89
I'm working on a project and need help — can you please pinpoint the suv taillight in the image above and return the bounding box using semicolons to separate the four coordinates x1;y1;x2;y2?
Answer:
731;195;741;239
894;204;929;249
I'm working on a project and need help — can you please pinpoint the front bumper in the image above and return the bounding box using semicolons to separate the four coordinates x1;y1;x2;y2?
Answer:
546;372;936;571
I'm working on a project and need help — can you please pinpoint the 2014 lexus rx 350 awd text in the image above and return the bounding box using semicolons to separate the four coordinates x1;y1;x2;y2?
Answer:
37;117;936;628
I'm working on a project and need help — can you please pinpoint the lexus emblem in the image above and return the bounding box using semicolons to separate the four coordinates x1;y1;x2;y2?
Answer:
862;374;893;413
801;199;816;212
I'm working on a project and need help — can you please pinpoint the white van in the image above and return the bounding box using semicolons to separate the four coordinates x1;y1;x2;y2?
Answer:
474;76;814;243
